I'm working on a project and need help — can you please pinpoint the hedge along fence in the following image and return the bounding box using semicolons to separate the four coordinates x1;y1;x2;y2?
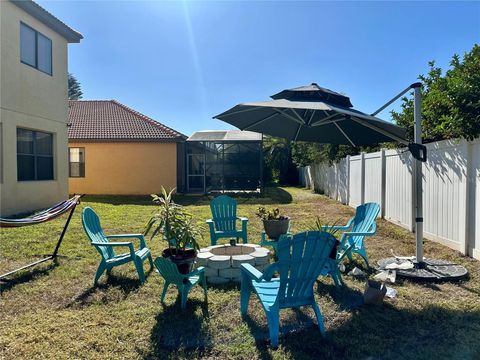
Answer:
299;138;480;260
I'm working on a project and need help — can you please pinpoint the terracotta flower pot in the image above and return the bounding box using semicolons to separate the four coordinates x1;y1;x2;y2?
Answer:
162;248;197;274
263;218;290;240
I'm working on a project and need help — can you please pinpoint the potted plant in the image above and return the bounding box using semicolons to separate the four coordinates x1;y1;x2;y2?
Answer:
256;206;290;240
145;187;201;274
311;217;341;260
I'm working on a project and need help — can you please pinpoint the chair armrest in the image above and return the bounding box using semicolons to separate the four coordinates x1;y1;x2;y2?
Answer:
241;263;263;281
106;234;147;248
344;222;377;237
92;241;135;257
184;266;205;278
206;219;216;233
239;217;248;233
322;217;354;232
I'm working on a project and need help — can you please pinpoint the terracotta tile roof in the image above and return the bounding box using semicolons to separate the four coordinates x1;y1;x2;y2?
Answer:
68;100;186;142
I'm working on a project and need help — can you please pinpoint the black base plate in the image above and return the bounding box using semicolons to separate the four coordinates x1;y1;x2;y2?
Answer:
377;257;468;282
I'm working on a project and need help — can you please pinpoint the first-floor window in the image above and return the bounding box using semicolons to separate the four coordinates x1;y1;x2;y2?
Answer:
17;128;54;181
69;148;85;177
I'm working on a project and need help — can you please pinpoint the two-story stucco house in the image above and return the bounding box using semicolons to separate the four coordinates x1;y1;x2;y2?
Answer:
0;0;82;216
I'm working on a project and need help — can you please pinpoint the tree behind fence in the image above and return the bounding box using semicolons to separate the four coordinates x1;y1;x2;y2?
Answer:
299;138;480;260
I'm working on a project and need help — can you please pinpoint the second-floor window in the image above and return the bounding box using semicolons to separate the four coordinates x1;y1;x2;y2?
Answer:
69;148;85;177
17;128;54;181
20;22;52;75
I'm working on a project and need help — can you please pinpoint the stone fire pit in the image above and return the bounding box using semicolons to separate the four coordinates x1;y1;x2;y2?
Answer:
196;244;270;284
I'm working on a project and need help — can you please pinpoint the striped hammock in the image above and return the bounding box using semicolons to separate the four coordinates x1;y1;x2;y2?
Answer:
0;195;82;228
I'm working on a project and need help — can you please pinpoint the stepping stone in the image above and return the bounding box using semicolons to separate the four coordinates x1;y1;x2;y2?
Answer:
232;254;255;268
208;255;231;269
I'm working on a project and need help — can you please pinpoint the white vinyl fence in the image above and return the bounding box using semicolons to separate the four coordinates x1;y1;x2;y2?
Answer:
299;138;480;260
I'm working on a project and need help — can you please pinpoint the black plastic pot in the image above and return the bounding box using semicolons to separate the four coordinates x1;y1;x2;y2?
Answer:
263;218;290;240
162;248;197;274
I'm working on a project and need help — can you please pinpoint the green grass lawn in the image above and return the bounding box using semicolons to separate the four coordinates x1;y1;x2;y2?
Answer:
1;187;479;359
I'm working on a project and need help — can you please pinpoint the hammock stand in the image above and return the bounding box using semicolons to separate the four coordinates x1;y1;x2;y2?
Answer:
0;195;82;281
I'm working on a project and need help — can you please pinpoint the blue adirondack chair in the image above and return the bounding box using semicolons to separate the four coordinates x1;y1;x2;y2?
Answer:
240;231;336;347
154;257;207;310
206;195;248;246
82;207;153;285
324;202;380;268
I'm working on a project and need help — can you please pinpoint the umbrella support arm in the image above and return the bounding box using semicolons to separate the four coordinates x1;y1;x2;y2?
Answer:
371;82;421;116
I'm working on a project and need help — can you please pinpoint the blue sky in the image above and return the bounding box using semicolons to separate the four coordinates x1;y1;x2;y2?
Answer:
40;0;479;136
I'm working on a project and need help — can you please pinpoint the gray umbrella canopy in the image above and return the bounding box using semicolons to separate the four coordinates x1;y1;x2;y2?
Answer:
214;84;407;146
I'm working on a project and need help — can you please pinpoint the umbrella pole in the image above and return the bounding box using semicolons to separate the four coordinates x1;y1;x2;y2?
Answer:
413;83;424;264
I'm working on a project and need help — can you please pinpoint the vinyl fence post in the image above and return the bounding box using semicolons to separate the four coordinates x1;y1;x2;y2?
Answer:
360;152;365;205
346;155;350;206
380;149;386;218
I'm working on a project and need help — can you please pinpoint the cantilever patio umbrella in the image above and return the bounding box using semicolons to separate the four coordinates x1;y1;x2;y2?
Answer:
214;83;468;281
214;83;407;146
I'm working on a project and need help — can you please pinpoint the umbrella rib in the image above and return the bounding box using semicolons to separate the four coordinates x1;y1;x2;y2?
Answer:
290;108;306;124
307;110;316;125
217;106;262;117
294;123;302;141
274;108;305;125
350;116;408;145
242;112;278;131
333;121;356;147
310;112;341;126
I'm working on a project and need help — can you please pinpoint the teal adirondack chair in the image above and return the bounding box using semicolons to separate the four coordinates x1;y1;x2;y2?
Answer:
240;231;336;347
206;195;248;246
324;202;380;268
154;257;208;310
82;207;153;285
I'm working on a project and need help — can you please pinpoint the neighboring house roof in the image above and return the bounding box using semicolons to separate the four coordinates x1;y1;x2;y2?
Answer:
68;100;186;142
187;130;262;142
11;0;83;43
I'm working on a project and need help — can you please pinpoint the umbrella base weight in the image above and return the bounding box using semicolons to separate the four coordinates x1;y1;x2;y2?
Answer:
377;257;468;282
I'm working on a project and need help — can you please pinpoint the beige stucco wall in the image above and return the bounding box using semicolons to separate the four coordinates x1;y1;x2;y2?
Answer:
0;1;70;216
68;142;178;195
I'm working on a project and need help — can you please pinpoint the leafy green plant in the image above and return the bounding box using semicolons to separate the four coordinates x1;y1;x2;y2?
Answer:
310;217;341;237
144;187;201;252
255;206;289;221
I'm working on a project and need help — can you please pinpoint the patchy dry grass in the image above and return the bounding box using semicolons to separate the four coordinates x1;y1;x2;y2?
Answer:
1;187;479;359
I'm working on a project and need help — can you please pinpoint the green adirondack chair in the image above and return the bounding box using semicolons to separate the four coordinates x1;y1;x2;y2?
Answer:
82;207;153;285
240;231;336;347
206;195;248;246
153;257;208;310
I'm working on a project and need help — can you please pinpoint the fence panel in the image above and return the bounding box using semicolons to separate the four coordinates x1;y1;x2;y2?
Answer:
348;155;363;208
364;152;383;211
471;141;480;259
422;140;468;251
384;149;413;230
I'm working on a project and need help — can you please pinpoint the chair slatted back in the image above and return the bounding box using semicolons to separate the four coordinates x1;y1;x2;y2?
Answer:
82;207;115;260
350;202;380;245
154;257;184;285
210;195;237;232
275;231;335;308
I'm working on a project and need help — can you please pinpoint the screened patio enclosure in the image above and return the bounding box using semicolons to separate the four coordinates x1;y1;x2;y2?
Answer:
184;130;263;194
